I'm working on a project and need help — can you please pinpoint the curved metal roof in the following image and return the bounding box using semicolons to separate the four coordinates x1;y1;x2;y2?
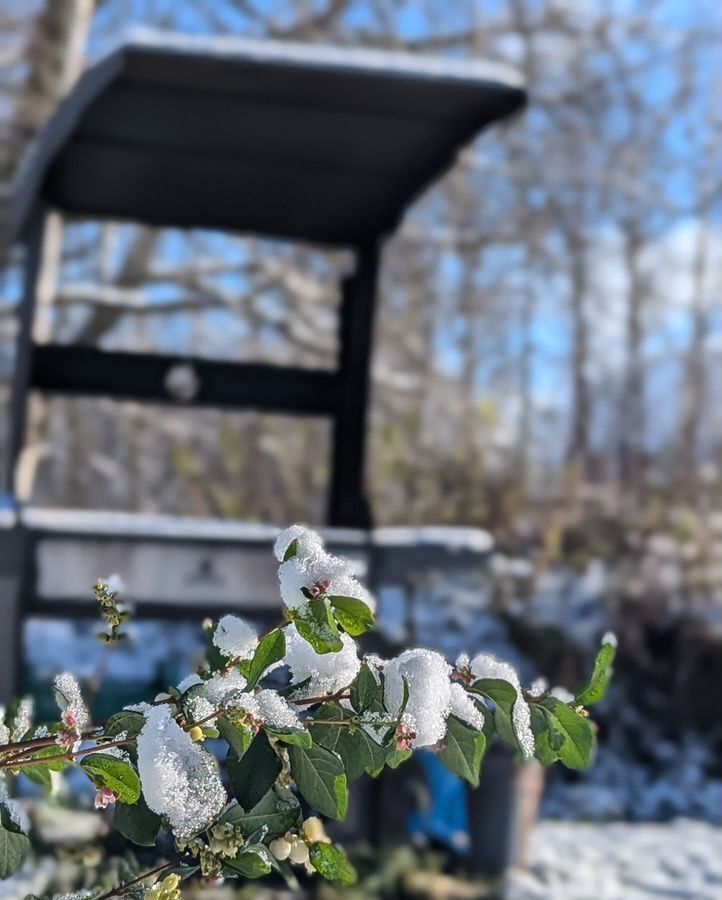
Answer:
5;31;525;246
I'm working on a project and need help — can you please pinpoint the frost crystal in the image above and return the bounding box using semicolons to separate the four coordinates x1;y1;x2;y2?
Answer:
212;615;258;661
283;624;360;697
276;526;375;612
11;697;34;741
137;705;226;840
461;653;535;758
383;649;456;748
53;673;89;730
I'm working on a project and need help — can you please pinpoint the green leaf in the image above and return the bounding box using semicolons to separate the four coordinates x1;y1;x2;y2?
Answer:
529;705;565;766
205;625;227;671
244;629;286;691
328;596;374;637
227;731;281;810
103;710;145;740
471;679;520;751
21;765;52;792
217;717;253;758
542;699;596;770
80;754;140;804
266;728;312;748
350;663;381;714
223;845;272;878
385;747;411;769
310;707;385;781
575;641;616;707
114;793;161;846
310;700;389;777
222;786;301;838
0;802;30;879
283;538;299;561
438;715;486;787
399;676;410;720
310;842;357;885
293;599;342;654
287;743;348;820
23;745;68;773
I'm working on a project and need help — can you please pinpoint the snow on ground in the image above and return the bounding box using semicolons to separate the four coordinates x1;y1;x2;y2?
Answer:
507;819;722;900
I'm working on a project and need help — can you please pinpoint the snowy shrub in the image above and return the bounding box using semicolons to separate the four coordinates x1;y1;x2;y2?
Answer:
0;526;615;894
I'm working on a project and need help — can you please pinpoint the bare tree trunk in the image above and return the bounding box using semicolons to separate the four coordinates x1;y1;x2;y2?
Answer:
676;223;711;498
8;0;94;170
566;234;591;476
619;224;647;493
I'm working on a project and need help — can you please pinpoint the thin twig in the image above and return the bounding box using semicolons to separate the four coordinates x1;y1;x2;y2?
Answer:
93;860;178;900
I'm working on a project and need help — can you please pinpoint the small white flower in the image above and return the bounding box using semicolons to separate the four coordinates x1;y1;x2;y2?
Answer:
270;836;292;860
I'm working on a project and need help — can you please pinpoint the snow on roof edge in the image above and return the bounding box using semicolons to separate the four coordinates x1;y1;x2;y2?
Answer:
114;26;525;91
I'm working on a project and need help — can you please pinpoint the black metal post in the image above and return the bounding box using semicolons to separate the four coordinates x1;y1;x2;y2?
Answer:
328;241;381;528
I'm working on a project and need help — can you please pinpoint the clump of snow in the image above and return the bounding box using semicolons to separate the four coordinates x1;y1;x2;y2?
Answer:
11;697;34;741
0;793;30;834
550;685;574;704
449;683;485;731
383;648;482;748
274;525;324;562
99;573;124;595
528;677;549;698
507;819;722;900
276;526;375;613
212;615;258;661
177;673;203;693
53;674;89;730
234;689;301;731
184;668;249;726
137;705;226;840
0;706;8;746
458;652;535;757
283;623;360;697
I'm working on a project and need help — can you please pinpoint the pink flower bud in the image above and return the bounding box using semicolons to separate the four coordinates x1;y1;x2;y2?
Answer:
94;787;117;809
63;709;79;729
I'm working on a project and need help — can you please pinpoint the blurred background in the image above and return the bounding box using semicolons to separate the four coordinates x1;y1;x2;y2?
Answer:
0;1;721;898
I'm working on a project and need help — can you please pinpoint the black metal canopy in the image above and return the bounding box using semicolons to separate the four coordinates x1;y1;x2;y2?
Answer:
5;32;525;246
6;33;525;529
